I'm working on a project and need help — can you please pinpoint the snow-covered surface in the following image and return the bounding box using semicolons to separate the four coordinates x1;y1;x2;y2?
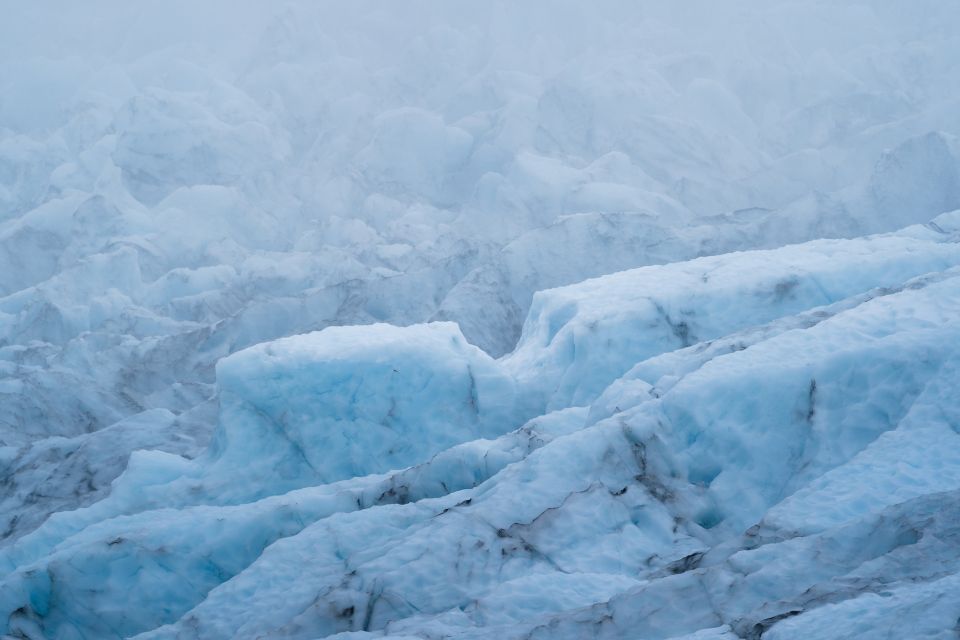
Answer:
3;1;960;639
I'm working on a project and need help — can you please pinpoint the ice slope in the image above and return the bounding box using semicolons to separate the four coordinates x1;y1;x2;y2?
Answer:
504;222;960;410
3;216;960;639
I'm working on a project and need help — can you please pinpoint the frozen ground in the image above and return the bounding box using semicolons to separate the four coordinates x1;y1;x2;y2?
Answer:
2;1;960;639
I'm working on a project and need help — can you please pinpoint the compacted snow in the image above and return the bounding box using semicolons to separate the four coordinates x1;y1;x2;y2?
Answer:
2;2;960;639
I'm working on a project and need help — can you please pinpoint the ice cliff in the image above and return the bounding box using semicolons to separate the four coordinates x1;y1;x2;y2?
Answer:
3;1;960;639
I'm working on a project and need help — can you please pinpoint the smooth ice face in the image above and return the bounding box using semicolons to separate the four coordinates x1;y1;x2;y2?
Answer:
211;322;519;492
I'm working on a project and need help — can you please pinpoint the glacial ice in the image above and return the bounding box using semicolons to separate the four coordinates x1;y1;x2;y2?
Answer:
210;322;519;493
3;1;960;638
4;219;960;639
504;222;960;410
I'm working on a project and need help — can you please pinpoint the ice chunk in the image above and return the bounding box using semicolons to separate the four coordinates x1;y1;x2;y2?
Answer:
210;322;518;494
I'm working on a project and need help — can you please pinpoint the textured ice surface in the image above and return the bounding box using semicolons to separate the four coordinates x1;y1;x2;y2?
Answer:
4;223;960;639
504;223;960;410
3;1;960;638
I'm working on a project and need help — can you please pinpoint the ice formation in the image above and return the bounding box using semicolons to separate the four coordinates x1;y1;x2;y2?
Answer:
3;1;960;639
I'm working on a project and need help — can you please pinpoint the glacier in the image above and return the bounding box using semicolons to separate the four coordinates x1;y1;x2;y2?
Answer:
3;1;960;638
3;216;960;639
